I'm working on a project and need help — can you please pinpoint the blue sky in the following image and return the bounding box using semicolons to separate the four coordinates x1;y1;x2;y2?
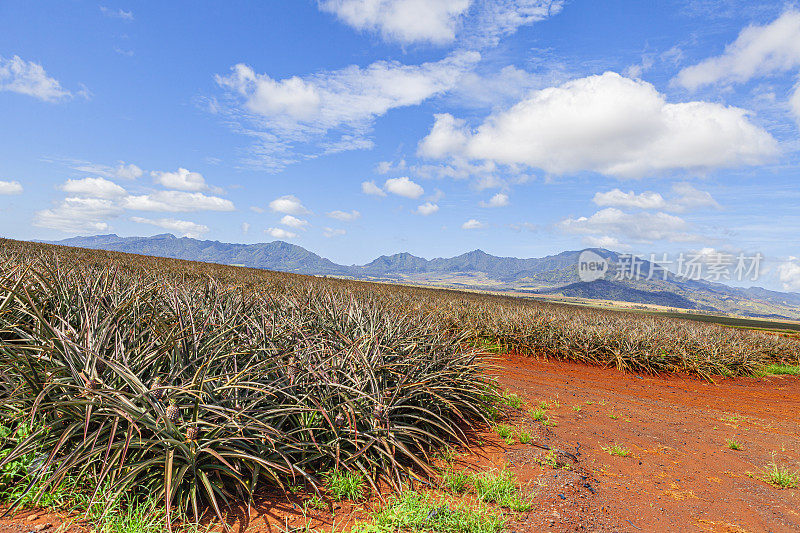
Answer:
1;1;799;291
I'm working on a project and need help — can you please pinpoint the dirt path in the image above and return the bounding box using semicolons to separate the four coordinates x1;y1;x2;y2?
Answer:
490;354;800;532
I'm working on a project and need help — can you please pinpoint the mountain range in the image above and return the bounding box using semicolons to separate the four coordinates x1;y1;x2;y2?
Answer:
45;233;800;320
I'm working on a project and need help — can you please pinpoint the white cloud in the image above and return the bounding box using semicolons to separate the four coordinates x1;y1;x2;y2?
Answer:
385;176;424;198
241;222;250;234
123;191;235;212
266;227;298;239
777;257;800;291
319;0;563;47
100;6;134;20
151;168;213;192
215;51;479;168
416;202;440;215
462;218;486;229
69;161;143;180
790;80;800;125
0;180;23;195
323;227;347;238
675;10;800;90
217;51;478;130
465;0;565;48
60;177;127;199
319;0;471;45
592;184;719;212
418;72;778;179
670;182;720;211
361;180;387;196
250;205;265;213
327;209;361;221
558;208;700;243
479;192;509;207
583;235;630;250
0;55;72;102
593;189;666;210
268;195;309;215
130;217;209;238
34;197;121;233
280;214;310;230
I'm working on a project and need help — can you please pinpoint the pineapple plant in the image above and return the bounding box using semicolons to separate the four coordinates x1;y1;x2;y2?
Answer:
165;400;180;424
185;426;199;441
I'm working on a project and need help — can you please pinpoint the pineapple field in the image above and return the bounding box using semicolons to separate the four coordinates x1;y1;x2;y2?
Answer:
0;239;798;528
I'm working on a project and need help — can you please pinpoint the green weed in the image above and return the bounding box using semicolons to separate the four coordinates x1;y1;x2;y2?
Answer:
353;492;505;533
325;470;366;501
602;444;631;457
471;470;532;511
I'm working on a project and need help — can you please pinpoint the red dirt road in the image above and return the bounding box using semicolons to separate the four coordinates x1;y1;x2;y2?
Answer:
491;354;800;532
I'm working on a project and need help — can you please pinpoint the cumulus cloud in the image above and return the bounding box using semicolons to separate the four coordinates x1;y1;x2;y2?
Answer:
319;0;471;45
327;209;361;221
361;180;387;196
319;0;563;47
323;227;347;237
60;177;127;199
583;235;630;250
558;208;700;243
675;10;800;90
241;222;250;234
593;189;666;210
670;182;721;211
479;192;509;207
130;217;209;238
280;214;310;230
151;168;214;192
384;176;424;198
462;218;486;229
0;56;72;102
0;180;23;195
215;51;479;169
593;184;719;212
777;258;800;291
418;72;778;178
268;195;310;215
123;191;235;212
69;161;143;180
266;227;298;239
416;202;440;215
34;197;121;233
0;55;73;102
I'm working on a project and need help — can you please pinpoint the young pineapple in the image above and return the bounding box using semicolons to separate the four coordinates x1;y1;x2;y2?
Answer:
186;426;199;441
165;400;180;423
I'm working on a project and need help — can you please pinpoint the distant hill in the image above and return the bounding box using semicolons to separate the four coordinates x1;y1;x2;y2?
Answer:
44;234;800;320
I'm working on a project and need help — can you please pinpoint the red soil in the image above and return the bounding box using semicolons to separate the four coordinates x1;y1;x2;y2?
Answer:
2;355;799;532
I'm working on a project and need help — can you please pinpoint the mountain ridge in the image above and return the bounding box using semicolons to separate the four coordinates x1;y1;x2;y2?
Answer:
43;233;800;320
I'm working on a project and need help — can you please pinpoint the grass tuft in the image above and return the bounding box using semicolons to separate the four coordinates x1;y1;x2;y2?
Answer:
762;462;798;488
726;439;741;450
325;470;366;501
765;364;800;376
353;492;505;533
471;470;532;511
602;444;631;457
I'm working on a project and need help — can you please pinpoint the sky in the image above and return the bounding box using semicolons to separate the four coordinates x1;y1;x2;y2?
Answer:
1;0;799;291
